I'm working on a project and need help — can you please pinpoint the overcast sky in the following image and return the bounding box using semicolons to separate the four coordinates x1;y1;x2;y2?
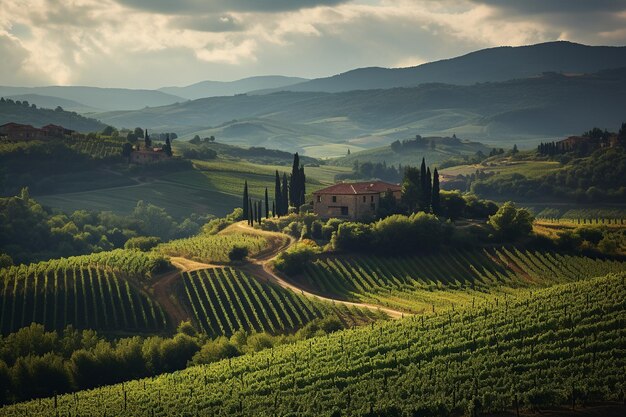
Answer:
1;0;625;89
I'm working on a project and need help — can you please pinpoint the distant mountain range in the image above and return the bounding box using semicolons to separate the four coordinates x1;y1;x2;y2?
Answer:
0;86;185;112
254;41;626;94
96;68;626;155
2;41;626;155
159;76;308;100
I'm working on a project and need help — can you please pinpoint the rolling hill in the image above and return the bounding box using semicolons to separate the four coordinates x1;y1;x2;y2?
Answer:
0;98;106;132
159;75;308;100
255;41;626;93
0;86;185;111
97;68;626;155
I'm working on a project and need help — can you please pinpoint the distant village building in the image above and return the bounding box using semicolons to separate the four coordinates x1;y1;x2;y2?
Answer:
0;122;74;141
312;181;401;220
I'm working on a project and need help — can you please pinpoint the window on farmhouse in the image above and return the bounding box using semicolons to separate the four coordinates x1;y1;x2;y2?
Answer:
341;206;349;215
362;196;366;202
332;196;337;203
316;195;321;203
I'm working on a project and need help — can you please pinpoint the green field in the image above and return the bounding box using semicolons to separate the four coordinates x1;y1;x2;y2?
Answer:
4;272;623;416
441;159;562;179
37;159;350;219
295;249;624;313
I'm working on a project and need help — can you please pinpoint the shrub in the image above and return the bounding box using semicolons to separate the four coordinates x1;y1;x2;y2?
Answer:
124;236;161;251
274;240;321;275
487;202;534;241
228;246;249;262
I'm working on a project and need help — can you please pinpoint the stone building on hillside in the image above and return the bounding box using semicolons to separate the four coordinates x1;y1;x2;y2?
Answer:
129;148;169;164
312;181;401;220
0;122;74;141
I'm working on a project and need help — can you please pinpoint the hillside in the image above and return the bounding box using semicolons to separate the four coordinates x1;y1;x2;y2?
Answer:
333;135;490;167
0;86;185;111
159;76;308;100
97;69;626;155
4;94;100;114
0;98;106;132
3;272;623;416
256;41;626;93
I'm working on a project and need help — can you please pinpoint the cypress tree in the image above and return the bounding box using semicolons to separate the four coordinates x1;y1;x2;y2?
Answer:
249;198;254;226
281;173;289;214
432;168;441;215
289;153;300;208
274;171;282;217
242;181;249;220
257;201;262;224
265;188;270;219
425;167;432;212
299;166;306;205
272;201;276;218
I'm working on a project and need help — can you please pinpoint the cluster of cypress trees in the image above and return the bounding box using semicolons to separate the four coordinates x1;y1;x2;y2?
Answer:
242;153;306;224
401;158;440;214
288;153;306;210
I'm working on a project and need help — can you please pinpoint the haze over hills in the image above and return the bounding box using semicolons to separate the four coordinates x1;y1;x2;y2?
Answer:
159;75;308;100
0;86;185;111
253;41;626;93
97;68;626;155
4;94;101;114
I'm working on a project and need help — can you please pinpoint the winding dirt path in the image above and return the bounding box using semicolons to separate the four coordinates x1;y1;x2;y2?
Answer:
149;220;408;329
227;221;408;319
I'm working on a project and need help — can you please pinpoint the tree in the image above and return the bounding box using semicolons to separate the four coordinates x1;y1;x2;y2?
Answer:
424;167;432;212
122;142;133;161
281;173;289;214
134;127;144;139
264;188;269;219
248;198;254;226
512;144;519;154
432;168;440;215
163;134;172;156
144;129;152;149
126;132;138;143
102;126;115;136
289;153;306;210
488;201;534;240
242;181;249;221
401;167;420;212
274;171;282;217
419;158;429;211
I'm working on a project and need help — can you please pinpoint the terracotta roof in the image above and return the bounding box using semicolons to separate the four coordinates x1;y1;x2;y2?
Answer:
313;181;401;195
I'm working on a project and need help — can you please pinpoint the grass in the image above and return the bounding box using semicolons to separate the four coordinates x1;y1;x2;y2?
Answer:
441;158;562;178
36;158;350;219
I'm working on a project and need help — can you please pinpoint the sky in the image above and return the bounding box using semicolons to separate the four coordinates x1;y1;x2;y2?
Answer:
1;0;625;89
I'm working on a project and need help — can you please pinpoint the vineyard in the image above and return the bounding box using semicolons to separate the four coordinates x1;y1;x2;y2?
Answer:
156;234;270;264
3;272;623;416
66;136;124;159
0;261;167;335
182;267;378;337
296;248;624;313
534;207;626;225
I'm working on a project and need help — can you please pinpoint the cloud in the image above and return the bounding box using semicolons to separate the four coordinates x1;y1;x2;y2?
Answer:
0;0;625;88
170;15;245;32
114;0;349;14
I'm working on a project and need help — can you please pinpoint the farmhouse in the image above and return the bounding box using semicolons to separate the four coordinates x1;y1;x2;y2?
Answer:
129;147;169;164
0;122;75;141
312;181;401;220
